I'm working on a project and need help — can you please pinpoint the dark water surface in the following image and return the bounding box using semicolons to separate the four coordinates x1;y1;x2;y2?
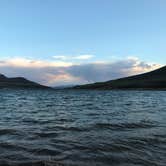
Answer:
0;89;166;166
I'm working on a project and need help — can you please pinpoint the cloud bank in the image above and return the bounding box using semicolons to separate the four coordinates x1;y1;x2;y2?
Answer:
0;57;162;86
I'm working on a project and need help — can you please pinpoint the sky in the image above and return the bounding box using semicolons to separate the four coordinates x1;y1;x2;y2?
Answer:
0;0;165;86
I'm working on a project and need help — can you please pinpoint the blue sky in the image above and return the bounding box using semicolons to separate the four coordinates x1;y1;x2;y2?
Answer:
0;0;165;85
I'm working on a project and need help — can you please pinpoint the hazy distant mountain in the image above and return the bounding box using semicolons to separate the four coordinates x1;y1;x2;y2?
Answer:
74;66;166;90
0;74;50;89
53;85;76;89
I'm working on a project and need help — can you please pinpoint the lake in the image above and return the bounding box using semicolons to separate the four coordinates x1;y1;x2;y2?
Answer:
0;89;166;166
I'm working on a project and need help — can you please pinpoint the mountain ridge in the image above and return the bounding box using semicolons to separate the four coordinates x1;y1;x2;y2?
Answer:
73;66;166;90
0;74;50;89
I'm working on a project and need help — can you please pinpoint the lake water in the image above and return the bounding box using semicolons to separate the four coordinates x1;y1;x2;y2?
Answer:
0;89;166;166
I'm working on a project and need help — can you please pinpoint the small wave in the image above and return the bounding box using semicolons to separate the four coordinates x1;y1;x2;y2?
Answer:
46;104;54;107
35;132;58;138
86;113;99;116
58;118;74;123
0;160;66;166
0;129;18;135
54;126;89;132
94;121;156;130
22;118;39;124
30;148;60;156
0;142;27;151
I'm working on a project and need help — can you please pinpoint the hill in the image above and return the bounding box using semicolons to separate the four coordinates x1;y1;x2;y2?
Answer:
74;66;166;90
0;74;50;89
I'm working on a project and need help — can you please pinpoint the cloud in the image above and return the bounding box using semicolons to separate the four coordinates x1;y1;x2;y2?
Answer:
0;57;162;86
53;54;94;61
73;55;94;60
0;57;72;67
66;58;161;83
52;56;68;61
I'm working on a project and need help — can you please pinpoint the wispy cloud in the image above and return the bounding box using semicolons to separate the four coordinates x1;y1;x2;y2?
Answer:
0;57;72;67
73;55;94;60
53;54;94;61
0;56;162;86
52;55;68;61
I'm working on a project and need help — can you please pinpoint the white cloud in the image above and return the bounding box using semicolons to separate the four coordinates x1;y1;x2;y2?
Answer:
0;57;72;67
53;54;94;61
52;55;68;61
73;54;94;60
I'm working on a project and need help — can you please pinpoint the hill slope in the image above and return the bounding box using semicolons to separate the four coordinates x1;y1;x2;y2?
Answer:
0;74;50;89
74;66;166;90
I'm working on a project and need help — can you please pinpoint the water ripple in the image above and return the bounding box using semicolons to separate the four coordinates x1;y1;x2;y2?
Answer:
0;89;166;166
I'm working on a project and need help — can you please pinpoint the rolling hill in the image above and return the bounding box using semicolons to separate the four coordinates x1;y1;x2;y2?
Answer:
0;74;50;89
74;66;166;90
